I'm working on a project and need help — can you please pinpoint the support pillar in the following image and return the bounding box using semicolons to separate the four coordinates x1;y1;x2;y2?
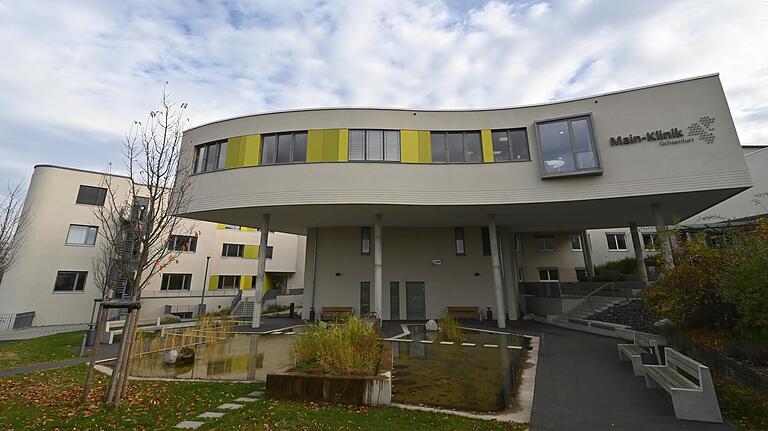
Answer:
251;213;270;328
373;214;383;320
499;227;521;320
629;222;649;283
488;214;506;329
651;203;675;270
579;230;595;281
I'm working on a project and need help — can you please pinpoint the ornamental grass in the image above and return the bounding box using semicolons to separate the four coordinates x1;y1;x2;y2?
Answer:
291;315;381;375
439;314;464;342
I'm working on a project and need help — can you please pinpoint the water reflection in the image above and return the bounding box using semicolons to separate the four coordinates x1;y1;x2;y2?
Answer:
392;326;528;413
128;333;293;381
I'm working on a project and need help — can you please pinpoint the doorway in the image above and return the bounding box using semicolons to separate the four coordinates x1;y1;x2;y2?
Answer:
405;281;426;320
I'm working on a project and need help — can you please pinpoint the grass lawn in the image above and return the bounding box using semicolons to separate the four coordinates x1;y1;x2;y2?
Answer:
0;331;84;370
715;376;768;431
0;365;528;430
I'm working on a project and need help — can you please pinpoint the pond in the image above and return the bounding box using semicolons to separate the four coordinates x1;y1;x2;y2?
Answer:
127;333;295;381
391;325;530;413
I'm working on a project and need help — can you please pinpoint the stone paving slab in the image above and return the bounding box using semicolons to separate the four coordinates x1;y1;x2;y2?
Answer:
234;397;258;402
198;412;225;419
217;403;243;410
249;390;264;397
175;420;204;429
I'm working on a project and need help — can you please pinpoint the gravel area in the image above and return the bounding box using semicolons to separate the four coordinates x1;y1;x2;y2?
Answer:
587;299;660;334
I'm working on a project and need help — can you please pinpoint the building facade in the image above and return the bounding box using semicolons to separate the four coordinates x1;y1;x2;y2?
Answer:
174;74;751;327
0;165;306;327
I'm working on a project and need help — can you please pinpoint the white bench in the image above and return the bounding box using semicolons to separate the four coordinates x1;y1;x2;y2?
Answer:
643;348;723;423
617;331;664;376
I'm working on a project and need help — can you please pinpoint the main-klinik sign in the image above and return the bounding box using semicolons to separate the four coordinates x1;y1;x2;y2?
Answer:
609;115;716;147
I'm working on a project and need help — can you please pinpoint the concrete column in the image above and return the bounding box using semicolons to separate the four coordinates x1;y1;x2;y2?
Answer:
629;222;649;283
251;213;270;328
499;227;521;320
302;228;319;320
579;230;595;281
488;214;507;329
651;203;675;269
373;214;383;319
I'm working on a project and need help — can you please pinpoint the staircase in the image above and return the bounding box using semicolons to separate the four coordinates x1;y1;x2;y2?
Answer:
231;299;254;320
563;296;627;319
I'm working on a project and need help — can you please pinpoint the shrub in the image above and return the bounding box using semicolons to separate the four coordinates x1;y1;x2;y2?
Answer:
160;314;182;325
291;315;381;375
720;220;768;330
594;257;638;281
725;328;768;366
439;314;463;342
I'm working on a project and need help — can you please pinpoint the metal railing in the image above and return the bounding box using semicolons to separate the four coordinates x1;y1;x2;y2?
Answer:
230;289;244;312
562;282;615;315
140;289;240;298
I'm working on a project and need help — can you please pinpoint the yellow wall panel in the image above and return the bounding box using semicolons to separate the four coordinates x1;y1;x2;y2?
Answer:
262;273;273;294
417;130;432;163
400;130;419;163
242;134;261;166
240;275;253;290
307;130;324;162
481;129;494;162
337;129;349;161
208;275;219;290
243;244;260;259
322;129;340;161
225;136;242;168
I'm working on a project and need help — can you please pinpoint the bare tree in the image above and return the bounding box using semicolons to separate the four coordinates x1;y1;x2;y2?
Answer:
0;180;29;282
93;86;194;404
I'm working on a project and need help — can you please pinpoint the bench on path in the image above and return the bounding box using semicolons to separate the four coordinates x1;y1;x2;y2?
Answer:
617;331;664;376
320;306;353;321
643;347;723;423
445;306;480;320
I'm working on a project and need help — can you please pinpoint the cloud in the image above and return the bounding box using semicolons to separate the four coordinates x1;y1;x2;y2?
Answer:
0;0;766;191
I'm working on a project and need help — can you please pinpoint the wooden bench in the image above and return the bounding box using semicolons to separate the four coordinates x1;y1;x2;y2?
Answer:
320;306;353;321
643;348;723;423
445;306;480;320
617;331;664;376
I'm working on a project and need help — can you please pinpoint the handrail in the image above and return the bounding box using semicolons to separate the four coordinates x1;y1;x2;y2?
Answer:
563;282;614;314
230;289;244;313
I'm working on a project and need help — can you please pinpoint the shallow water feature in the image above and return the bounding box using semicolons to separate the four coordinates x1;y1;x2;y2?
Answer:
391;325;529;413
127;333;294;381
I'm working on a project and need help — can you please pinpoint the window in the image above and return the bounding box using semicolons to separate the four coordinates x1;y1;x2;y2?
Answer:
389;281;399;319
606;233;628;251
222;243;244;257
161;273;192;290
538;268;559;282
54;271;87;292
536;116;600;177
193;140;228;173
570;233;582;251
218;275;241;290
360;281;371;315
430;131;483;163
642;233;656;251
266;245;274;259
491;128;530;162
261;131;308;165
455;227;466;256
349;129;400;162
576;268;589;282
481;227;491;256
535;235;555;251
76;185;107;206
360;227;371;255
66;224;98;246
168;235;197;252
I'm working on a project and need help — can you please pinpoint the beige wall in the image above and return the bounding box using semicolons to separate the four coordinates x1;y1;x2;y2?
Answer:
0;165;306;326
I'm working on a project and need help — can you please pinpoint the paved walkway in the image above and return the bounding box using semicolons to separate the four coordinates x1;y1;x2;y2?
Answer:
230;317;303;334
0;324;89;341
0;343;120;378
458;320;735;431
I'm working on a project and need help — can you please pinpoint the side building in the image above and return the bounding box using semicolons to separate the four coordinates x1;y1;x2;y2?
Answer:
0;165;306;327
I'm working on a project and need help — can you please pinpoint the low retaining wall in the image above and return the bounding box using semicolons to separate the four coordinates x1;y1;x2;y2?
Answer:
266;342;392;406
670;333;768;394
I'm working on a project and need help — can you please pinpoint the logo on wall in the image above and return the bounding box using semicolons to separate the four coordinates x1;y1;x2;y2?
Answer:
609;115;716;147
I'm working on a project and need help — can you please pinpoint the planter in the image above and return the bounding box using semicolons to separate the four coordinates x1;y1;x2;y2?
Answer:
266;342;392;406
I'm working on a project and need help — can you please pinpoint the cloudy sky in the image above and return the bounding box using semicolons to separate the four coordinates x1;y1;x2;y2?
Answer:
0;0;766;190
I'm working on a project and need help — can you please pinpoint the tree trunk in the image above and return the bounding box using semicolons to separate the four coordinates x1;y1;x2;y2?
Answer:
106;309;132;403
117;310;140;401
81;306;107;403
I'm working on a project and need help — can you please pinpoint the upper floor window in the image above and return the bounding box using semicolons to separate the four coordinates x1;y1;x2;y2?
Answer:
349;130;400;162
491;128;530;162
642;233;656;251
218;275;241;290
455;227;466;256
194;140;228;173
54;270;87;292
538;268;559;282
360;227;371;255
261;131;307;165
222;243;244;257
606;233;628;251
535;235;555;251
161;273;192;290
168;235;197;252
536;116;600;177
481;227;491;256
570;233;582;251
431;131;483;163
76;185;107;206
66;224;98;246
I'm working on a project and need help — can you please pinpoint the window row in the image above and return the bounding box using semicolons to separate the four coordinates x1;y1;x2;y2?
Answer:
221;243;273;258
361;226;507;256
533;232;656;252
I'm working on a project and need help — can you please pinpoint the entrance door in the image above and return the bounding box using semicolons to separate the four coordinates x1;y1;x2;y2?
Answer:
405;282;426;320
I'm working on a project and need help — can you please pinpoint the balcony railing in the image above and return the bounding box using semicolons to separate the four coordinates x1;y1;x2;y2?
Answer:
140;289;240;298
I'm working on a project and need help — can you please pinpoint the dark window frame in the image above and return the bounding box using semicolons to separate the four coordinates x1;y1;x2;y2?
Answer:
193;140;228;173
490;128;531;162
481;227;491;256
53;270;87;292
65;224;98;246
75;185;107;206
168;235;198;252
642;233;657;251
535;235;555;251
606;233;628;251
455;227;466;256
538;267;560;282
570;233;582;251
261;131;308;165
218;275;241;290
161;273;192;290
361;227;371;255
535;114;602;178
360;281;371;315
348;129;401;162
222;243;245;257
430;131;484;163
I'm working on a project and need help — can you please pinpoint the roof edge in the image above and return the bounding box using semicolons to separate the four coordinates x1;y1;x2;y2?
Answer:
34;164;131;180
